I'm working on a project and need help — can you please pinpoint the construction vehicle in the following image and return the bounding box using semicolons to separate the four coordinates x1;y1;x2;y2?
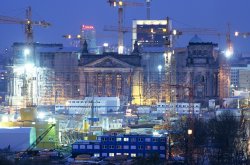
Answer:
0;6;51;44
16;124;57;159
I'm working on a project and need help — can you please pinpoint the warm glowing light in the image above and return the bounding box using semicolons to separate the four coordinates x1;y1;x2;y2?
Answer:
68;35;72;39
162;28;167;32
173;29;177;35
118;1;123;6
188;129;192;135
77;34;81;39
118;46;124;54
235;31;239;37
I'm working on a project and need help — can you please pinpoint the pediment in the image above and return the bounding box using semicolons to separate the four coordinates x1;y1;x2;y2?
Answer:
84;56;133;68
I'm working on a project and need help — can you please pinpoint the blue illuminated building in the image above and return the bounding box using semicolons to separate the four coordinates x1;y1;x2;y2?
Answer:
72;134;167;159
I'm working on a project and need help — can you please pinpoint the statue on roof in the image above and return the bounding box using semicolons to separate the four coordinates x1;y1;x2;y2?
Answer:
132;40;140;55
82;40;89;54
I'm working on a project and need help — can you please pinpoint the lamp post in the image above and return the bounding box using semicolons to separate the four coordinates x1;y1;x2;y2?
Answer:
185;128;193;165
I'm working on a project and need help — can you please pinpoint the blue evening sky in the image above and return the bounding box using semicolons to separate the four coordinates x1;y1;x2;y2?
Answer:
0;0;250;53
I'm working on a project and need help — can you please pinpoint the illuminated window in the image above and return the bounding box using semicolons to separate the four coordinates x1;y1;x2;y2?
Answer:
105;74;112;96
80;145;85;149
145;138;151;142
116;153;121;155
124;137;129;142
94;153;100;157
73;145;78;149
131;153;136;157
116;74;122;96
109;153;115;157
97;73;102;96
131;145;136;149
116;138;122;141
124;153;129;156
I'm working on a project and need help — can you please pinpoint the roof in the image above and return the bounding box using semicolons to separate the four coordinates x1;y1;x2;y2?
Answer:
189;34;203;43
38;46;80;53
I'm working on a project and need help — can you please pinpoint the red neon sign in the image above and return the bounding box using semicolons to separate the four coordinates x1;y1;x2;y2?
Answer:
82;25;94;30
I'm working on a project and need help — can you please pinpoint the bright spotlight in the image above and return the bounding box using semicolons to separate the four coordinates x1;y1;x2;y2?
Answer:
225;49;233;58
38;112;45;119
24;63;34;71
158;65;162;72
24;48;30;56
103;43;109;47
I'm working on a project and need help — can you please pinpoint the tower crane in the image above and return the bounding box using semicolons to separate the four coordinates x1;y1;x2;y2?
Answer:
235;31;250;38
0;6;51;44
107;0;144;54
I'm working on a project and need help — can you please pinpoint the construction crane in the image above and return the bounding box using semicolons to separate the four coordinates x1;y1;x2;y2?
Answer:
235;31;250;38
146;0;152;20
18;124;56;159
0;6;51;44
107;0;144;54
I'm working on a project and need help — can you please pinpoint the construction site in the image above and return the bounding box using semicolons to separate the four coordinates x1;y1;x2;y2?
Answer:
0;0;250;164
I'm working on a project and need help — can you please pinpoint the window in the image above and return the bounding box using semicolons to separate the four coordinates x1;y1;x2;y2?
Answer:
116;145;122;149
116;137;122;141
152;138;158;142
160;154;165;158
138;146;143;150
131;153;136;157
102;137;107;141
72;145;78;149
138;153;143;157
131;145;136;150
94;145;100;149
145;138;151;142
109;145;115;149
87;145;93;149
105;74;112;96
145;146;151;150
160;146;165;150
116;153;122;156
160;138;165;142
131;138;136;142
80;145;85;149
109;153;115;157
124;153;129;156
124;145;129;149
138;138;144;142
94;153;100;157
152;146;158;150
124;137;129;142
102;145;107;149
116;74;122;96
102;153;107;157
109;137;114;141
